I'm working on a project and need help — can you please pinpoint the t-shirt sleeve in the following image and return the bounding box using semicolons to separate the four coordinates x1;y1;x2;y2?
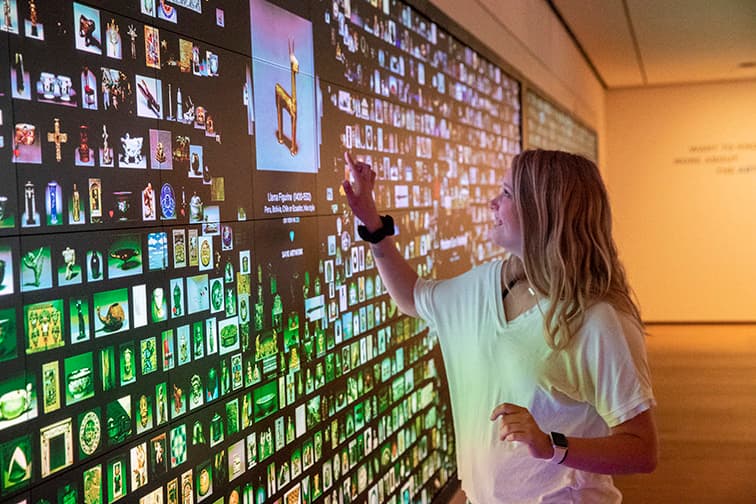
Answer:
580;307;656;427
413;262;498;334
413;276;441;329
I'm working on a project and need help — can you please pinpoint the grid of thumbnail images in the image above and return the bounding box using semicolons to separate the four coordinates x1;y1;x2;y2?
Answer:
526;90;597;164
0;0;601;503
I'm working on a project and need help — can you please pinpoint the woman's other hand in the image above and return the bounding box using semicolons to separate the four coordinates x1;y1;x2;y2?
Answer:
491;403;553;460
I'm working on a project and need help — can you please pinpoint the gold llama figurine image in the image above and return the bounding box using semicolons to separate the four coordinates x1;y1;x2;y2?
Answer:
275;38;299;155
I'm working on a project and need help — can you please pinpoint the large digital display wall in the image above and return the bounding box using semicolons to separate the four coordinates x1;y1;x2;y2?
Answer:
525;90;596;163
0;1;520;503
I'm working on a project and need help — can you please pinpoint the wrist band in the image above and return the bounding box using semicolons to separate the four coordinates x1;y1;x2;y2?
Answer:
549;431;569;464
357;215;395;244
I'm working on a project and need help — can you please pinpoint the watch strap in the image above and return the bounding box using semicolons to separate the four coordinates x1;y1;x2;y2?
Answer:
549;431;568;464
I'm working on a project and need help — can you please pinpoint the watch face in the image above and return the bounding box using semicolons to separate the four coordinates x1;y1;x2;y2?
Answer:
551;432;568;447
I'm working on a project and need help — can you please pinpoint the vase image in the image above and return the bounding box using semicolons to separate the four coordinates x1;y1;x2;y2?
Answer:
113;191;132;221
90;251;101;279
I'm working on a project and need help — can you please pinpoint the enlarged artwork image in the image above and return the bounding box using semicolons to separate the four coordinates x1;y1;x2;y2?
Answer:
250;0;318;173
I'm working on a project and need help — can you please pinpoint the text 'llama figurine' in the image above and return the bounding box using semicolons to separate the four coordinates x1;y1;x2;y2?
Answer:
275;38;299;155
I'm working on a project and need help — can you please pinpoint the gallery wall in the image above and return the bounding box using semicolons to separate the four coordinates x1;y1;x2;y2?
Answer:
607;80;756;322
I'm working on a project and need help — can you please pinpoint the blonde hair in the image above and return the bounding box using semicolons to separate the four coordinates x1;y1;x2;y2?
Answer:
508;149;642;349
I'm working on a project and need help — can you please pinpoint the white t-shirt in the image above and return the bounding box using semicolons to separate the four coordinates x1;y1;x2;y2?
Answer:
414;260;655;503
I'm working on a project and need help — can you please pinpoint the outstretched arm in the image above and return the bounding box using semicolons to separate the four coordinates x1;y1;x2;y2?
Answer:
342;152;418;317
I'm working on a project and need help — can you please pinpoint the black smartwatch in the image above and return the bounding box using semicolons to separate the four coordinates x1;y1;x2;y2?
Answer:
357;215;395;244
549;432;569;464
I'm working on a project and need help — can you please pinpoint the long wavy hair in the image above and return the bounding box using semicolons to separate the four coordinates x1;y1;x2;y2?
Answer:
507;149;642;349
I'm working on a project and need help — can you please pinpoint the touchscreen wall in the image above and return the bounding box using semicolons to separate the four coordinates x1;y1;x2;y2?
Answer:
525;90;597;163
0;1;521;503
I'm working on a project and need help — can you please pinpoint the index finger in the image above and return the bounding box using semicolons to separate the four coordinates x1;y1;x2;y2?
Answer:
490;403;524;421
344;151;357;170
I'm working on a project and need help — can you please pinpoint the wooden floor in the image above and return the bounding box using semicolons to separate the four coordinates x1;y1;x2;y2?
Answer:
614;324;756;503
448;324;756;503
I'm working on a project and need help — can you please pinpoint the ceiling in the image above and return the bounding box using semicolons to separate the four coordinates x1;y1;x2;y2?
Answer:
550;0;756;88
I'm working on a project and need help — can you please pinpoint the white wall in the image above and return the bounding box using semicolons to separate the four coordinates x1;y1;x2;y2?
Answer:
607;80;756;321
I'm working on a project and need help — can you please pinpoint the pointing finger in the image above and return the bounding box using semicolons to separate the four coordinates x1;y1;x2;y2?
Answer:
342;180;355;201
345;151;372;173
345;151;367;183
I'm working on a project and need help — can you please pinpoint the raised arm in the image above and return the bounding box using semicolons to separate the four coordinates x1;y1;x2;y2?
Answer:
342;152;418;317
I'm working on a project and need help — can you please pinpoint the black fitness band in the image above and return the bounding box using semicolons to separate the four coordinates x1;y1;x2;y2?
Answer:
357;215;395;244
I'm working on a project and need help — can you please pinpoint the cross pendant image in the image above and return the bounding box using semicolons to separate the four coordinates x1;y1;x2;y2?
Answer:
47;118;68;162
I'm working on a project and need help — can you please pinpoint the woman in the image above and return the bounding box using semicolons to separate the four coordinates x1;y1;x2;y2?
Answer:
342;149;657;503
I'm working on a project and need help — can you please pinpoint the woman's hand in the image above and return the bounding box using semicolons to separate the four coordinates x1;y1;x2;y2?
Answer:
341;151;419;316
491;403;553;459
342;152;382;231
